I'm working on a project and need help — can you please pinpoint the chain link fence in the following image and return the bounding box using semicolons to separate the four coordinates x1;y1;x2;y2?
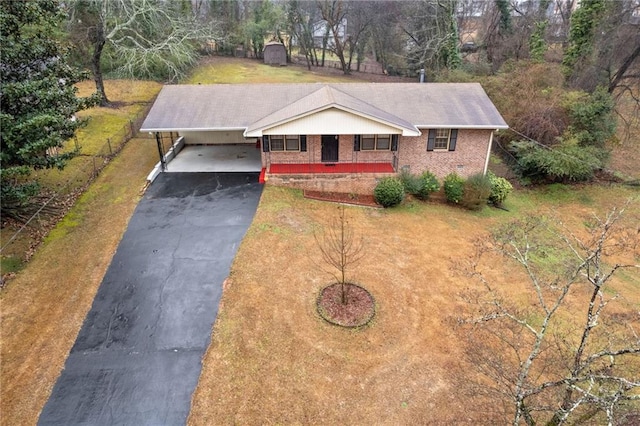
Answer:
0;108;150;262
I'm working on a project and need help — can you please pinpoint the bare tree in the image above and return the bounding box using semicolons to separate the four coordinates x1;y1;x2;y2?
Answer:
317;0;350;74
459;203;640;425
314;205;365;304
66;0;220;105
401;0;461;75
286;0;320;69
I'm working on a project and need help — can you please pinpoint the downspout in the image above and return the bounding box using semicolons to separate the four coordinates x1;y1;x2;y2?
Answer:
483;131;494;175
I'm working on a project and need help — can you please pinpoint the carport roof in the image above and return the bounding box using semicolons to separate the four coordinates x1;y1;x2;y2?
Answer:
139;83;508;135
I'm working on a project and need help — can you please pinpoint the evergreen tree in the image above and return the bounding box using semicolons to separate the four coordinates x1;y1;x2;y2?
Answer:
0;0;98;214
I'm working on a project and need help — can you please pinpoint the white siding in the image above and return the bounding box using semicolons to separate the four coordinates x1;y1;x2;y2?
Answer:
263;108;400;135
180;130;252;145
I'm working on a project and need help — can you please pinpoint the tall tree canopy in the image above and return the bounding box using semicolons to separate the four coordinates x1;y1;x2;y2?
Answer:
66;0;221;105
0;0;98;213
402;0;461;75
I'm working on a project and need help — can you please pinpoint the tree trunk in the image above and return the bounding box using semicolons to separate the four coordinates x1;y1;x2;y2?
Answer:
91;27;109;106
608;43;640;93
321;23;330;67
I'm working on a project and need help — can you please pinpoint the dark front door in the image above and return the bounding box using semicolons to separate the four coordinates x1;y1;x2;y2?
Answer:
321;135;339;162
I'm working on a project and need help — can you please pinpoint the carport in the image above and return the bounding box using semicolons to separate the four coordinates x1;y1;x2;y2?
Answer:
143;131;262;178
160;143;261;173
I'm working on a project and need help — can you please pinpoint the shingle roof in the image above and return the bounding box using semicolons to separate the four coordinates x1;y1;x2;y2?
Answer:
140;83;508;134
245;85;420;136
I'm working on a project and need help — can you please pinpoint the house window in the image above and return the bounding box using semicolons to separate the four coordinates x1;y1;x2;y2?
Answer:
361;134;391;151
285;135;300;151
434;129;450;150
270;135;284;151
270;135;300;151
427;129;458;152
376;134;391;150
362;135;376;150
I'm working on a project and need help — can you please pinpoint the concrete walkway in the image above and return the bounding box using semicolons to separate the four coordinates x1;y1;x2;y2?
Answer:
39;172;262;426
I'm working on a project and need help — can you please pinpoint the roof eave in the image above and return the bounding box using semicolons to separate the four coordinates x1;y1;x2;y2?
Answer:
140;126;248;133
416;124;509;130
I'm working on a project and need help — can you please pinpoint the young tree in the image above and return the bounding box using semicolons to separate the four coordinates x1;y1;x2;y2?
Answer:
460;205;640;425
66;0;220;105
0;0;98;217
314;205;365;304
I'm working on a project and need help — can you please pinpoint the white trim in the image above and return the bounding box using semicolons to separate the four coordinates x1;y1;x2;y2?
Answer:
417;125;509;130
140;127;248;132
483;132;494;175
246;104;420;137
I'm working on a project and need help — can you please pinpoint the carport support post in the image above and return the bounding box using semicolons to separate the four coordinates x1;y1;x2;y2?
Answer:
155;132;166;171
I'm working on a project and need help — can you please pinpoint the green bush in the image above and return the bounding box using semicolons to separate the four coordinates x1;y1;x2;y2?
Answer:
415;171;440;200
510;140;608;182
565;87;616;148
443;173;465;204
374;177;405;207
461;173;492;210
398;169;421;195
487;171;513;205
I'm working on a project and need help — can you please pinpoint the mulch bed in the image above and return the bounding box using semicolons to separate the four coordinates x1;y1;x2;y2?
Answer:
317;283;375;328
304;190;381;208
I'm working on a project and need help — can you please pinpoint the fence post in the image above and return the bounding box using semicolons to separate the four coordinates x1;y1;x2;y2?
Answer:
93;156;97;178
130;120;135;137
107;138;112;154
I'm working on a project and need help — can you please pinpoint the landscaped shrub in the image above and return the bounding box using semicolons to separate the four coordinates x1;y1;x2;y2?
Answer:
398;169;421;195
487;171;513;205
415;171;440;200
443;173;465;204
374;177;405;207
461;173;492;210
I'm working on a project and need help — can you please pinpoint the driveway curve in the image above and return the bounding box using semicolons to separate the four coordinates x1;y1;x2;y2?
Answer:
39;172;262;425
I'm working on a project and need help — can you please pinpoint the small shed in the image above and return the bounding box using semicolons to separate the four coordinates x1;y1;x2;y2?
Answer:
263;42;286;66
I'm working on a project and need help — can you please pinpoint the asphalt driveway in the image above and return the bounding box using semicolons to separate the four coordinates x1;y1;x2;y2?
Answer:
39;172;262;425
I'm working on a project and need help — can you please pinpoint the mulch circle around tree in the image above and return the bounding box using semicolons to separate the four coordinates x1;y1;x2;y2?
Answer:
317;283;375;328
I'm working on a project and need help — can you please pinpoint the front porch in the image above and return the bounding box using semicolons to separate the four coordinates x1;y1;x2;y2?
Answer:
268;161;395;174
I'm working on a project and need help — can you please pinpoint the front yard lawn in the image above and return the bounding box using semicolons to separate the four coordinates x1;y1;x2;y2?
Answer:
188;184;639;424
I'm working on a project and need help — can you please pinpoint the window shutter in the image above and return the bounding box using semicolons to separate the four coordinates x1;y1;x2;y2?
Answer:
391;135;398;151
353;135;361;151
300;135;307;152
448;129;458;151
262;135;270;152
427;129;436;151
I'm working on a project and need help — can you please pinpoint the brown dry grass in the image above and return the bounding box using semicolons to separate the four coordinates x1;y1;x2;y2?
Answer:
189;185;640;424
0;136;159;425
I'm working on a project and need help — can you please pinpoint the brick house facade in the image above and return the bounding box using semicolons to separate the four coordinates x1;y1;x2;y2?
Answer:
141;83;508;193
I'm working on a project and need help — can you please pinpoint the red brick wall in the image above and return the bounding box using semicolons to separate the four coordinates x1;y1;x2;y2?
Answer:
397;129;492;178
262;129;493;193
265;173;395;194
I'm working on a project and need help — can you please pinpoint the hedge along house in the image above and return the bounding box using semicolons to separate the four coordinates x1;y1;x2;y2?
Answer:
140;83;508;193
